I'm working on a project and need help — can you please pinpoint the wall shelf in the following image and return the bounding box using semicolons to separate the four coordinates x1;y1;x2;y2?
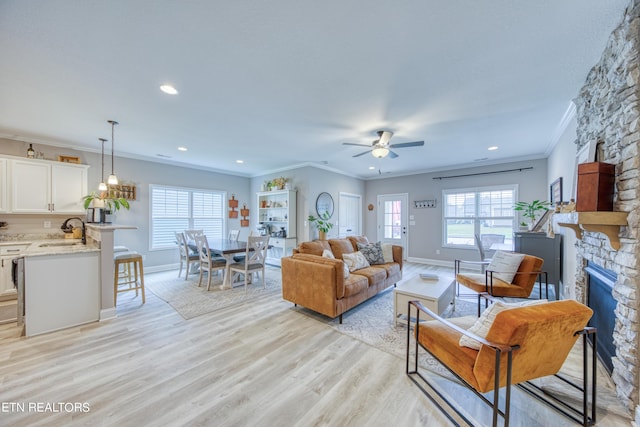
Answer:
555;211;628;250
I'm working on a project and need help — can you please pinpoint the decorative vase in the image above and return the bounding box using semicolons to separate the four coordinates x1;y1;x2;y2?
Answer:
318;231;327;241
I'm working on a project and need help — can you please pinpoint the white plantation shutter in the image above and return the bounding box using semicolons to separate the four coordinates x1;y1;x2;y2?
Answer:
150;185;225;249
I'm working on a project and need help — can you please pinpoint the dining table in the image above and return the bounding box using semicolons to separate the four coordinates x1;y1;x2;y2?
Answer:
189;238;247;290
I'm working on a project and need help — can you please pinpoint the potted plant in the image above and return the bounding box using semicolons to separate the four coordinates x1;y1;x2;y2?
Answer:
83;190;130;223
514;200;551;231
308;211;333;240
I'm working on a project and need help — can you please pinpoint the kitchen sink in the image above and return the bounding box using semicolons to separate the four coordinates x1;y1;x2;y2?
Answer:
38;242;83;248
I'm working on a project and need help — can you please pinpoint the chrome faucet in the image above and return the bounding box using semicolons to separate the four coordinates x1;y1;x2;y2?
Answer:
61;217;86;244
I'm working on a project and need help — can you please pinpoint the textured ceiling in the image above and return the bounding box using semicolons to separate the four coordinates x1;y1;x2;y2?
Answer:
0;0;631;178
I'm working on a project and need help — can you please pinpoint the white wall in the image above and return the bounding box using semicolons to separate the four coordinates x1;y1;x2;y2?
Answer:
364;159;548;262
547;113;579;299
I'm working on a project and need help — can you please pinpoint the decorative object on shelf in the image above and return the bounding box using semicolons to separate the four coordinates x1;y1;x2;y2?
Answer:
57;155;81;164
27;144;35;158
109;183;137;200
229;195;239;218
550;177;563;204
98;138;108;191
240;204;250;227
107;120;119;185
513;200;551;231
368;203;374;211
308;211;333;240
576;162;615;212
315;192;334;218
270;177;288;190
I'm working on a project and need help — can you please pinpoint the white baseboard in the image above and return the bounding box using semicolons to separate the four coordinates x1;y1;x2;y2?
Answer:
99;307;117;321
145;263;181;273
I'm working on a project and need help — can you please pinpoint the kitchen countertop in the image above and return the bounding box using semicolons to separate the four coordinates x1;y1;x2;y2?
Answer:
0;239;100;257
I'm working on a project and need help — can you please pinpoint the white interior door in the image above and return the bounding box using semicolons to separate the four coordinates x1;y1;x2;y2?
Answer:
377;193;408;253
338;192;361;237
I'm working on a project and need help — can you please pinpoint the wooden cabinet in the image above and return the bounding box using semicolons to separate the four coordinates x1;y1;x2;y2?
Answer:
0;158;7;213
514;232;562;299
257;190;296;264
8;158;88;214
0;244;29;301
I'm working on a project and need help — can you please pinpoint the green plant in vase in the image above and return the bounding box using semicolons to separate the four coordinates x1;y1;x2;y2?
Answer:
308;211;333;240
83;190;130;212
514;200;550;230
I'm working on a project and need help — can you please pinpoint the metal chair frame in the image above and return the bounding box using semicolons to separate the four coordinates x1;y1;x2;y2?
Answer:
406;299;597;427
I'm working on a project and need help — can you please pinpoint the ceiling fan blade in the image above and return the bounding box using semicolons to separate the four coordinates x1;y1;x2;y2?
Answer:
353;150;372;158
342;142;374;147
388;150;399;159
389;141;424;149
378;131;393;146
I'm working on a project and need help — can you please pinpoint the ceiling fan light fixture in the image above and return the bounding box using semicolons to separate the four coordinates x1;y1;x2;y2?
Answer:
372;146;389;158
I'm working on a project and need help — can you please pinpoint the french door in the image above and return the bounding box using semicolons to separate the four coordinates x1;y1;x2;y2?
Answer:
376;193;408;253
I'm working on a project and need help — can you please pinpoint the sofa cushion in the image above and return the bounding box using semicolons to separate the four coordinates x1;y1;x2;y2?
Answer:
298;240;331;256
347;235;369;250
381;243;394;263
377;262;401;279
342;251;370;272
323;249;349;278
329;238;356;260
357;241;385;265
351;266;387;286
486;251;525;283
343;274;368;297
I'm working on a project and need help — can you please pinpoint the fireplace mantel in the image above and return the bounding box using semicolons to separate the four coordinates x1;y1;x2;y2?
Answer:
554;211;628;250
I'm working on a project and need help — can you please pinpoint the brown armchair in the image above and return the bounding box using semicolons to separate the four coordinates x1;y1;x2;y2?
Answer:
406;298;596;427
456;253;548;315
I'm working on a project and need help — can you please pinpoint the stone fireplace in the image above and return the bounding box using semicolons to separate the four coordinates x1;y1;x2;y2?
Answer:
571;0;640;416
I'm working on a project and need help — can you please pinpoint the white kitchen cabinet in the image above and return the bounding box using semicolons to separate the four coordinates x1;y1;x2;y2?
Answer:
0;158;7;213
0;244;29;300
10;158;88;214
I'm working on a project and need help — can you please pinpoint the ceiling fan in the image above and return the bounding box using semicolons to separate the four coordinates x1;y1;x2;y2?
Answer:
342;131;424;158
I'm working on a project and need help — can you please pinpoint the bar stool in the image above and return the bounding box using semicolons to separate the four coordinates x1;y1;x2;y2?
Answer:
114;252;145;305
114;245;131;279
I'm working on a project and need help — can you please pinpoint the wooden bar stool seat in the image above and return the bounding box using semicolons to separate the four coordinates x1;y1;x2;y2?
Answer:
114;252;145;305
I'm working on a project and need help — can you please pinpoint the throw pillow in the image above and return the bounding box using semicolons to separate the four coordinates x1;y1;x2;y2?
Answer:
342;251;370;272
321;249;334;259
381;243;394;263
357;241;385;265
459;299;548;350
486;251;525;283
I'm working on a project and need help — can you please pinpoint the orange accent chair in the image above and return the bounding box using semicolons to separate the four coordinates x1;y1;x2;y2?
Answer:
406;298;596;427
455;254;548;315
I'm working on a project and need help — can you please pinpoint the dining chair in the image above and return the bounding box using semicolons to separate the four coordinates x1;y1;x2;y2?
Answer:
194;234;226;291
175;231;199;280
229;235;270;293
184;229;204;242
228;229;240;241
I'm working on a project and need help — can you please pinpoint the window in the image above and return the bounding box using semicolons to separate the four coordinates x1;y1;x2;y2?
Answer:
442;185;517;248
150;185;225;250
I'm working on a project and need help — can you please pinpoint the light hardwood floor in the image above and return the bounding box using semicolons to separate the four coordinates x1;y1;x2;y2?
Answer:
0;262;631;426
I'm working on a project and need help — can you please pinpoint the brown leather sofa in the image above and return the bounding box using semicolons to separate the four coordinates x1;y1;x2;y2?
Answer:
281;236;403;322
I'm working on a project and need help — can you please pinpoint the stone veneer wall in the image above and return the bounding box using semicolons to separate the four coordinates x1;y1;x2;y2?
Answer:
573;0;640;413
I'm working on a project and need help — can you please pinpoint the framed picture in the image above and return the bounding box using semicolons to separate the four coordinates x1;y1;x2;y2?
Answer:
58;155;81;164
550;177;562;204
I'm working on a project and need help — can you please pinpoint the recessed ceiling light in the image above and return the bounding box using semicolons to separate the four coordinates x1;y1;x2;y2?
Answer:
236;160;244;164
488;146;498;151
160;84;178;95
369;166;375;170
177;146;188;152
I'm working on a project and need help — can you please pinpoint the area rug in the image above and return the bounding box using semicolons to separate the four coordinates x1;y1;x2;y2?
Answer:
297;287;476;376
144;266;282;320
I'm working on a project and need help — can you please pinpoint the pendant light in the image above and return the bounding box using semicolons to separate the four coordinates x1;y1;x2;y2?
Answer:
107;120;119;185
98;138;108;191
